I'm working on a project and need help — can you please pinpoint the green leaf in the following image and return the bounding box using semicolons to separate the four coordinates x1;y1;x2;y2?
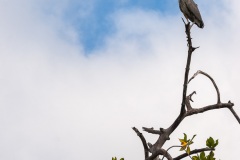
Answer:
213;139;219;148
186;146;191;155
188;141;194;145
206;137;214;148
120;158;124;160
206;137;218;149
200;151;205;160
180;146;186;151
190;134;197;141
184;133;187;141
192;156;200;160
206;151;215;160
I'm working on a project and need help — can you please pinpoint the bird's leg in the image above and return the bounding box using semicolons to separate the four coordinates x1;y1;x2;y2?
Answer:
183;14;190;25
181;17;187;25
190;22;195;30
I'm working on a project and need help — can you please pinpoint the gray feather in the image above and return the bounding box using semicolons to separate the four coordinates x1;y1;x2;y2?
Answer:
179;0;204;28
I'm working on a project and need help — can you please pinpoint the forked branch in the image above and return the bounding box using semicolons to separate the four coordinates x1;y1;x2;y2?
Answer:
186;91;196;110
133;21;240;160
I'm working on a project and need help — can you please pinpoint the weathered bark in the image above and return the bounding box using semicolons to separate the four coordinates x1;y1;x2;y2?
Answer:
133;22;240;160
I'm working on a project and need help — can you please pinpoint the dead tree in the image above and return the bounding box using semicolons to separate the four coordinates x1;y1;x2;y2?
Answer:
132;22;240;160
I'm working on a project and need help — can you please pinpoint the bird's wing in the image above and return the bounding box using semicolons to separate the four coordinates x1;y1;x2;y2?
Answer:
185;0;203;21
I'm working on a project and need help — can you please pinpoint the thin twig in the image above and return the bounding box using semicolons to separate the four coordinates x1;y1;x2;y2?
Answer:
132;127;149;159
162;146;181;160
228;107;240;124
173;148;214;160
186;91;196;110
147;149;173;160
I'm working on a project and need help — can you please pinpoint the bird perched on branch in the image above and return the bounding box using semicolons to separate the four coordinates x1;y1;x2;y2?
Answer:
179;0;204;28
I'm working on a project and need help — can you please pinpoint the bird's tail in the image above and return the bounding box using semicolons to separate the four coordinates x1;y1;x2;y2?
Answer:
196;20;204;28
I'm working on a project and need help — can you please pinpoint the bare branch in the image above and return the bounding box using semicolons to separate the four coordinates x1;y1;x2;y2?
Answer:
143;127;161;135
151;102;236;155
147;149;173;160
173;148;214;160
150;22;238;155
134;20;240;160
166;145;182;152
132;127;149;159
186;91;196;110
180;22;193;116
192;46;200;52
188;70;221;104
228;106;240;124
162;146;182;160
185;102;234;117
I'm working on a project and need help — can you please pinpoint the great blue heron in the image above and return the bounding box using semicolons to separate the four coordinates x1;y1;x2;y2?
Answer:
179;0;204;28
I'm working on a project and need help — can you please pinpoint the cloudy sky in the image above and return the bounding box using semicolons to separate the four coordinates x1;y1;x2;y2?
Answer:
0;0;240;159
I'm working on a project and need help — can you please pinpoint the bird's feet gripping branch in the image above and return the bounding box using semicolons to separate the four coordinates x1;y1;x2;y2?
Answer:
179;0;204;29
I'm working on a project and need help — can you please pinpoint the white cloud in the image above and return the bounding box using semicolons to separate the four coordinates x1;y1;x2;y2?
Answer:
0;0;239;160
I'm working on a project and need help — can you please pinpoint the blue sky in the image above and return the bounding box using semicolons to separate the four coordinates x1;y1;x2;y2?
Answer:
47;0;179;53
0;0;240;160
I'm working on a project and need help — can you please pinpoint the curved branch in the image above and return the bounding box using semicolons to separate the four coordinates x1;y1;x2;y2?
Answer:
228;107;240;124
185;102;234;117
188;70;221;104
152;102;236;155
132;127;149;159
166;145;182;152
147;148;173;160
173;148;214;160
162;146;182;160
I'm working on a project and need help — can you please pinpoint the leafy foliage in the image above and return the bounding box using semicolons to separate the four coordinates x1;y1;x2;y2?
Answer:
179;133;196;154
192;151;215;160
206;137;218;149
112;157;124;160
179;134;218;160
